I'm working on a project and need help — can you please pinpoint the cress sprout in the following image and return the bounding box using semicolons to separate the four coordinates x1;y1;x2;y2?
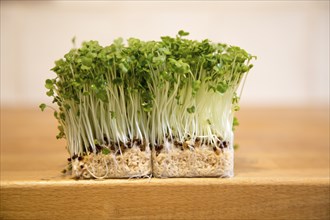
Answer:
41;30;255;161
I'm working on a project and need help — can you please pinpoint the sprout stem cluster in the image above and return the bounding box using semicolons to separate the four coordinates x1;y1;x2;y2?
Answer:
41;31;255;157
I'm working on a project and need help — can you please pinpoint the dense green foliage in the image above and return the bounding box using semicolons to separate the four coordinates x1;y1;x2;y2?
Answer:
40;31;255;156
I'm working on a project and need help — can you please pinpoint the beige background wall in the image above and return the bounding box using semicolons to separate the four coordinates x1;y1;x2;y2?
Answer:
1;1;329;107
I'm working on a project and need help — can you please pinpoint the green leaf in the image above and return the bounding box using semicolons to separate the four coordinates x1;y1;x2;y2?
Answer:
233;117;239;126
39;103;46;111
233;117;239;131
233;105;240;111
94;139;100;145
142;101;153;112
81;65;91;70
216;82;228;93
64;104;71;110
113;37;123;46
178;30;189;37
192;80;201;96
45;79;54;89
119;63;128;73
187;106;195;114
71;36;76;45
213;63;222;72
90;84;97;91
46;89;54;97
58;125;64;133
232;94;240;104
56;125;65;139
54;111;59;119
56;133;65;139
83;91;90;96
81;57;93;67
110;111;116;119
112;78;123;85
102;148;110;155
59;113;65;121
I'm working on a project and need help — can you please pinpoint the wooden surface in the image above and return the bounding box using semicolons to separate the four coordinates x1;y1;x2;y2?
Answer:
1;107;329;219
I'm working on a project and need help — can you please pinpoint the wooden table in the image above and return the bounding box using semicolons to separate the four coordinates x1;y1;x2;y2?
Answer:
1;107;329;219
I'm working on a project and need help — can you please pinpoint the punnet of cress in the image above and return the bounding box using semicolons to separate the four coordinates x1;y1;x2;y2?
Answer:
40;30;255;178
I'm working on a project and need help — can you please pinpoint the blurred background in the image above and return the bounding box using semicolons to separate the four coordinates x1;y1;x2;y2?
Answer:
1;1;329;108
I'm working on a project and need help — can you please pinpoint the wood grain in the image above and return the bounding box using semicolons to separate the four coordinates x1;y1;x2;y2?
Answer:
1;107;329;219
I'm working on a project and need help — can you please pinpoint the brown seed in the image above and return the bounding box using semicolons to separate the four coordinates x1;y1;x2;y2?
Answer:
194;141;201;148
80;165;84;169
88;146;93;152
133;137;139;144
155;144;163;154
196;137;200;142
155;145;163;156
140;143;146;151
183;142;189;150
67;158;72;162
96;144;102;152
223;141;229;148
120;144;126;153
110;145;115;151
213;146;220;155
72;154;78;160
103;136;109;145
219;141;224;149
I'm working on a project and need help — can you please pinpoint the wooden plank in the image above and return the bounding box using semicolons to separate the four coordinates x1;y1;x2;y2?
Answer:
1;178;329;220
1;107;329;219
